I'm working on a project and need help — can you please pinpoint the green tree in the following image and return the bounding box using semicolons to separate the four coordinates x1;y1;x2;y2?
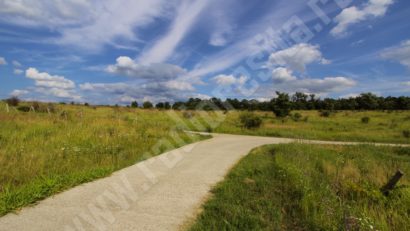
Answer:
272;92;291;117
131;101;139;108
143;101;153;109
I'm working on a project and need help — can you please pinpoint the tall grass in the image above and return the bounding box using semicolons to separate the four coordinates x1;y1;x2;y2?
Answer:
0;102;207;216
190;144;410;230
187;110;410;144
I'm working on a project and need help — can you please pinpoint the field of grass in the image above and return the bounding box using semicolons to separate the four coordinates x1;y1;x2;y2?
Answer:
190;144;410;231
0;101;208;216
187;110;410;144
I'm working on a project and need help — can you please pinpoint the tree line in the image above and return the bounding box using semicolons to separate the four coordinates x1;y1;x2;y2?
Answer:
131;92;410;113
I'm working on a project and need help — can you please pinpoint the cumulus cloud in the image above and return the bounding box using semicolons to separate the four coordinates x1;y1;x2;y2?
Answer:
212;74;247;86
268;43;329;72
380;40;410;69
272;67;356;94
106;56;186;80
272;67;297;83
0;57;6;65
26;68;75;89
331;0;394;37
25;68;79;99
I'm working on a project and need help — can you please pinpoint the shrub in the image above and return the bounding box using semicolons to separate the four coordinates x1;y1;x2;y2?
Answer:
291;113;302;122
5;96;20;106
403;130;410;138
183;111;194;119
17;106;30;112
361;117;370;124
239;112;262;129
320;110;332;117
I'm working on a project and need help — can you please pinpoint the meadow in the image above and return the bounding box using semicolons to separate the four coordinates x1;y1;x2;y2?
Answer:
187;110;410;144
190;144;410;231
0;101;207;216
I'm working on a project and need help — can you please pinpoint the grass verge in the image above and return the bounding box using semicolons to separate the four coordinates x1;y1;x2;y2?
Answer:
190;144;410;231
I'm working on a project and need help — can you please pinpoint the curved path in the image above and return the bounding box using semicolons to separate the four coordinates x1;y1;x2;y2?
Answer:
0;133;408;231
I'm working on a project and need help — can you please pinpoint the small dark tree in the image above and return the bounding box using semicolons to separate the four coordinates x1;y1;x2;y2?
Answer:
272;92;291;118
131;101;139;108
143;101;153;109
6;96;20;106
156;102;165;109
164;102;171;110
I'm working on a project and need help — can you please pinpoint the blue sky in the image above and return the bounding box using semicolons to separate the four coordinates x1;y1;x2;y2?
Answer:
0;0;409;104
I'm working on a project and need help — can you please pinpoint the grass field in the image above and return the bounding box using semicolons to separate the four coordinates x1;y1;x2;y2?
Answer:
187;110;410;144
0;101;208;216
190;144;410;231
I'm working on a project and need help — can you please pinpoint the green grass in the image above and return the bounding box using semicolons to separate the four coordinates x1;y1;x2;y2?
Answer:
190;144;410;231
187;110;410;144
0;102;208;216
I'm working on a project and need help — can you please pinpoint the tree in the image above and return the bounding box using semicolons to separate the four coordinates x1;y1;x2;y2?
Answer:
356;93;379;110
5;96;20;106
164;102;171;110
131;101;139;108
156;102;165;109
272;92;291;117
143;101;153;109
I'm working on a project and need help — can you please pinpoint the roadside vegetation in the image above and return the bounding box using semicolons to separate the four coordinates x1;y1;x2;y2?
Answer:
0;101;207;216
186;110;410;144
190;144;410;231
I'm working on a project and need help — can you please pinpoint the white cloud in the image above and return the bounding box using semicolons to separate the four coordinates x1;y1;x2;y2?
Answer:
164;80;195;91
268;43;329;72
14;69;23;75
0;0;171;52
26;68;75;89
12;60;22;67
212;74;247;86
79;80;197;104
402;81;410;86
380;40;410;69
138;0;210;63
11;89;29;97
272;67;297;83
25;68;80;99
106;56;187;80
0;57;6;65
272;67;356;94
331;0;394;37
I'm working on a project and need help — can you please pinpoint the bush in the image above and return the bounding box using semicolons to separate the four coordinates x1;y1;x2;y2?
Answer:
361;117;370;124
17;106;30;112
291;113;302;121
319;110;332;117
239;112;262;129
5;97;20;106
403;130;410;138
183;111;194;119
